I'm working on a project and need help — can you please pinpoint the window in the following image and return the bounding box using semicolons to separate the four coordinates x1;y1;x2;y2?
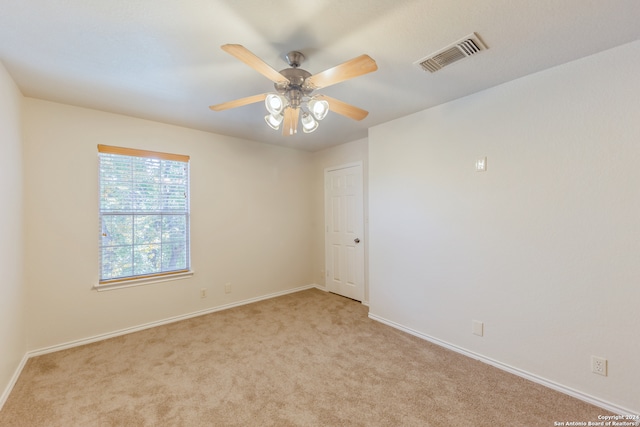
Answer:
98;145;190;286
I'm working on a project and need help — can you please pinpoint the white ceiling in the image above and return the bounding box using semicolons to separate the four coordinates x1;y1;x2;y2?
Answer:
1;1;639;151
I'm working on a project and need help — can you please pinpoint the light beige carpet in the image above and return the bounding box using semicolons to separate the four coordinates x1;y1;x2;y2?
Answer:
1;289;610;426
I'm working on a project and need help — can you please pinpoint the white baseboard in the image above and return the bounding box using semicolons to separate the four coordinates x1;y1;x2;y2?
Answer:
368;312;636;417
29;284;317;358
0;284;318;411
0;353;28;411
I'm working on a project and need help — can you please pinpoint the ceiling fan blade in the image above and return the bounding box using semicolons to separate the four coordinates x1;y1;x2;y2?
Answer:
221;44;290;85
315;95;369;121
282;107;299;136
304;54;378;90
209;93;268;111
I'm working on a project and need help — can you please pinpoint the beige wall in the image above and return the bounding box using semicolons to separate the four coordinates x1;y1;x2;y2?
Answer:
311;139;369;301
368;41;640;413
0;62;26;406
22;99;315;351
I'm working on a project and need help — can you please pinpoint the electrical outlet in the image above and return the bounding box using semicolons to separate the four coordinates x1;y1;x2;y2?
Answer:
591;356;607;376
200;288;207;299
224;283;231;294
472;320;484;337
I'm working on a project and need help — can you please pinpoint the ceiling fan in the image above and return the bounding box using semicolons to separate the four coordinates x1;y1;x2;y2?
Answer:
209;44;378;136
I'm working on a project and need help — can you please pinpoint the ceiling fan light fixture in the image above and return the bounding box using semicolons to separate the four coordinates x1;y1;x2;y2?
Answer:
308;98;329;121
265;93;286;115
265;113;283;130
211;44;376;138
301;113;319;133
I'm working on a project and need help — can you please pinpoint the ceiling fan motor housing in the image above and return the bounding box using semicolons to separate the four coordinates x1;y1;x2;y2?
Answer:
275;68;314;98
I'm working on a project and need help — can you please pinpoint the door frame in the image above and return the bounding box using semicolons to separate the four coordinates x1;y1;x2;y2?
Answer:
324;161;366;303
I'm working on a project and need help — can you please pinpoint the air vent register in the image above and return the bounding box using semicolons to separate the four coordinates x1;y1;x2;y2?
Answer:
415;32;487;73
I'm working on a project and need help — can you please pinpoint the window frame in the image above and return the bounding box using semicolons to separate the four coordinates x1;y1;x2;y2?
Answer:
96;144;192;291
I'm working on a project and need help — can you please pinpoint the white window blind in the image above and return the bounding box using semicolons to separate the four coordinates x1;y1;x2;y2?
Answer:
98;145;190;284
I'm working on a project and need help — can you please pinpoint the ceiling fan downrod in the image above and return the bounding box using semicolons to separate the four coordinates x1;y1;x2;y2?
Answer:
285;51;304;68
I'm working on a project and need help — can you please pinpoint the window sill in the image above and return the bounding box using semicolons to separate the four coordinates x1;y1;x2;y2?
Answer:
94;270;194;292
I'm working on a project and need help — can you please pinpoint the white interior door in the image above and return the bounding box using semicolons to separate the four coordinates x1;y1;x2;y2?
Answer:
325;163;364;301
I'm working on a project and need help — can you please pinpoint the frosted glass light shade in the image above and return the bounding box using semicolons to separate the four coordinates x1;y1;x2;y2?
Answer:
301;113;318;133
265;94;286;115
308;98;329;121
265;113;284;130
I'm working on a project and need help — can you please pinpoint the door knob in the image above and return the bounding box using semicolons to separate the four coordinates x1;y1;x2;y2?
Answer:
354;238;360;244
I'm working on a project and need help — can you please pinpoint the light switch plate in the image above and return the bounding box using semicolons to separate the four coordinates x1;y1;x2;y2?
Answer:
475;157;487;172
